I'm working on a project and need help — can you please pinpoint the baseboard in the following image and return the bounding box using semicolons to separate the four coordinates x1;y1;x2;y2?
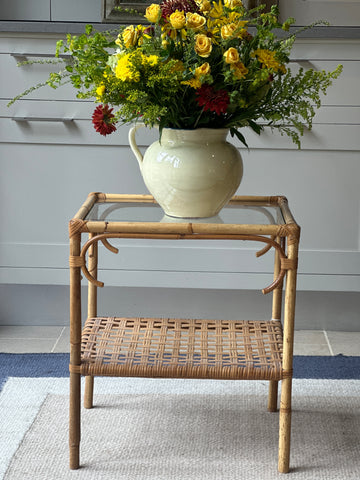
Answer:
1;284;359;331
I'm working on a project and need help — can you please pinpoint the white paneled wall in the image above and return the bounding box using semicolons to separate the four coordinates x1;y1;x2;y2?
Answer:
278;0;360;27
0;32;359;328
0;0;100;22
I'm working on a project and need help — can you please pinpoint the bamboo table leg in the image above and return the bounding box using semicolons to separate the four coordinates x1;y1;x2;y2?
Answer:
84;376;94;409
278;378;292;474
268;381;279;413
69;231;82;470
278;240;299;474
268;238;283;413
69;372;81;469
84;236;98;409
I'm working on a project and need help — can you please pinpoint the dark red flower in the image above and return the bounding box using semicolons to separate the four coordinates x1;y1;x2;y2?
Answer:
92;104;117;136
143;26;155;36
160;0;199;19
196;85;230;115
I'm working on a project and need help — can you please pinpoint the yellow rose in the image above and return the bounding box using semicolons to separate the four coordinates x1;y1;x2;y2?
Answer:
169;10;186;29
221;23;237;40
186;13;206;30
221;21;248;40
197;0;211;13
224;47;240;64
224;0;243;8
145;3;161;23
195;62;210;77
194;34;212;58
122;26;139;48
231;61;248;79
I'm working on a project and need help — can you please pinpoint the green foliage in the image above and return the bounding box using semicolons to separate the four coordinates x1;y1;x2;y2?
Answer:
261;64;343;147
8;2;343;148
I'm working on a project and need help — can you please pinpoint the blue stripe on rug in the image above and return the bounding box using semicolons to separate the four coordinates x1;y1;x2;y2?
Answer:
0;354;359;389
0;353;69;390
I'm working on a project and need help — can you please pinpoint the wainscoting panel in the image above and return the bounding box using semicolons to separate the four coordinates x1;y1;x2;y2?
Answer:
0;33;359;327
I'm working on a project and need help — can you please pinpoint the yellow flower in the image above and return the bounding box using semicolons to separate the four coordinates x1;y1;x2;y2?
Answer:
171;60;185;73
186;12;206;30
253;49;281;71
224;0;243;8
209;0;224;19
182;77;202;89
122;25;140;48
197;0;211;13
96;84;106;99
230;12;243;21
169;10;186;29
145;3;161;23
144;54;159;66
195;62;210;76
115;54;140;82
231;61;248;79
238;98;247;108
182;61;211;89
221;21;248;39
224;47;239;64
221;23;237;40
194;34;212;58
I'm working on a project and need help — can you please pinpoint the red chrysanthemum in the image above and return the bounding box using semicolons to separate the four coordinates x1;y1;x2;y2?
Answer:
143;26;155;37
92;104;117;136
196;85;230;116
160;0;199;19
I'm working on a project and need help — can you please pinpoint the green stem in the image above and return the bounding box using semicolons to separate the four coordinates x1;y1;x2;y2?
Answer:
193;107;205;129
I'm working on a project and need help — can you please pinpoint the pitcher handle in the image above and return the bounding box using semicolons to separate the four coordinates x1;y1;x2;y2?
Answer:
128;123;146;169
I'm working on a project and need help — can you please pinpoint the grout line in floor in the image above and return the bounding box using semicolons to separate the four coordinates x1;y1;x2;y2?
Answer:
51;326;66;353
323;330;334;356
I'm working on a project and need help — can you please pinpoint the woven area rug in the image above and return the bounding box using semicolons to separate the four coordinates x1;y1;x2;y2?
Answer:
1;354;360;479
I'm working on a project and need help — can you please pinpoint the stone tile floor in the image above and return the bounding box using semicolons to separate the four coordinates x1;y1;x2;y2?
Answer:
0;326;359;355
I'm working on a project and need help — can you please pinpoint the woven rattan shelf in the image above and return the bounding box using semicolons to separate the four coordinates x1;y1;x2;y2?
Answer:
68;193;300;473
77;317;284;380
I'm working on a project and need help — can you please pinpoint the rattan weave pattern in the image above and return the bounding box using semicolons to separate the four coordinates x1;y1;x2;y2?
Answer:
80;317;284;380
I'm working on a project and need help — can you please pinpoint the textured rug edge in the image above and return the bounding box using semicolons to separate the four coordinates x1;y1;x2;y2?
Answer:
2;386;360;480
1;354;360;388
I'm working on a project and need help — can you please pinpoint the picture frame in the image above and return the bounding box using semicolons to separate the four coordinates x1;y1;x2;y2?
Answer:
102;0;154;23
101;0;279;24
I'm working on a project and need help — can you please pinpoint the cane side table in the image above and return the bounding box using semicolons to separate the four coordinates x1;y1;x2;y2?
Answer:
69;193;300;473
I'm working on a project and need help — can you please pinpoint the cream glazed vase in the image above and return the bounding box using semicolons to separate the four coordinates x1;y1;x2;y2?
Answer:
129;125;243;218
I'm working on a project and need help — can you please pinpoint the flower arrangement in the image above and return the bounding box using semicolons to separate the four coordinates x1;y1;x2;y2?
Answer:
10;1;342;147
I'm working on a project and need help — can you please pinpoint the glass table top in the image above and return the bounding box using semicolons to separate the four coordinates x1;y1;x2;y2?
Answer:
84;201;285;226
